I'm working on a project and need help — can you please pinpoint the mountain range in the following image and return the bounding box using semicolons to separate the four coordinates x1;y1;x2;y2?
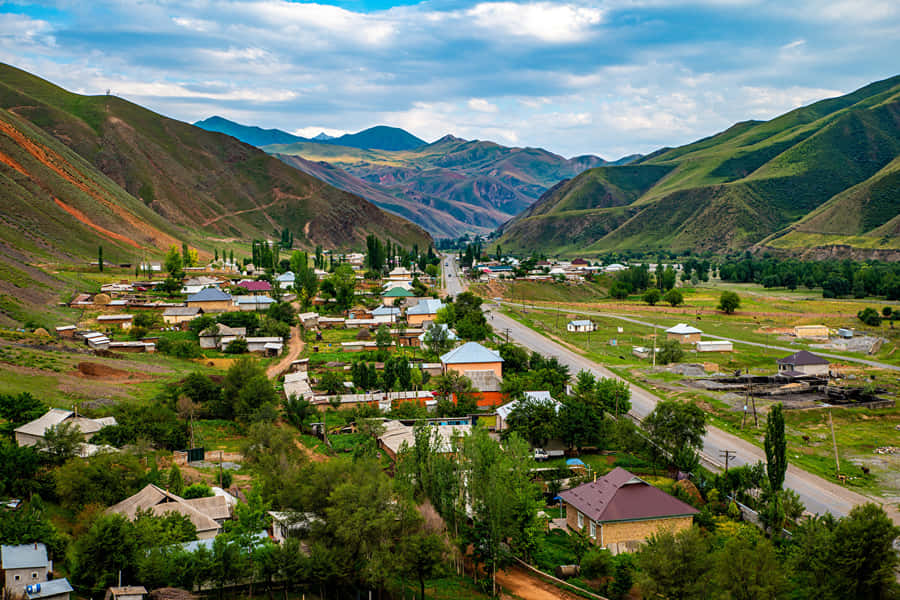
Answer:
497;75;900;258
0;63;430;323
194;117;426;151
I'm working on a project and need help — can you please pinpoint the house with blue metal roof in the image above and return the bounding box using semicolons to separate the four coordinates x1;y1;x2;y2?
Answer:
406;299;445;326
186;287;233;312
440;342;503;376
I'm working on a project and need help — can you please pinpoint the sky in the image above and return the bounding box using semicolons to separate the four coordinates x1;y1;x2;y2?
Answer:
1;0;899;158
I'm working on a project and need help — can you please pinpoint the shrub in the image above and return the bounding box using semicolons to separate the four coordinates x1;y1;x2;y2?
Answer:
225;338;249;354
642;288;661;306
656;339;684;365
664;289;684;307
718;291;740;314
857;307;881;327
581;549;614;579
182;483;213;499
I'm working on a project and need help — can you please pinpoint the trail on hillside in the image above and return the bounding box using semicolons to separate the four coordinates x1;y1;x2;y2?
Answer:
267;324;304;379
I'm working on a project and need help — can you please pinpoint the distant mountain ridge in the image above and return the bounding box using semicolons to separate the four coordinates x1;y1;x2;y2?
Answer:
194;116;425;151
497;75;900;258
264;134;616;237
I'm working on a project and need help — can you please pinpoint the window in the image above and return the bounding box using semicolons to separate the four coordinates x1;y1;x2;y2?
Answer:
576;511;584;529
14;575;20;582
589;521;596;538
32;573;38;579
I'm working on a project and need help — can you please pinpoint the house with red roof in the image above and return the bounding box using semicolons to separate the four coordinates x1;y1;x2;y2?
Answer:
559;467;698;552
236;279;272;294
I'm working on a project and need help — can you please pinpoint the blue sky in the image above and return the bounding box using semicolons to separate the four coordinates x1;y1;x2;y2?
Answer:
1;0;899;158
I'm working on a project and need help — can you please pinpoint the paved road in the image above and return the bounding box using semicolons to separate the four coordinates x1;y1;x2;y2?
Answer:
442;255;888;521
498;302;900;372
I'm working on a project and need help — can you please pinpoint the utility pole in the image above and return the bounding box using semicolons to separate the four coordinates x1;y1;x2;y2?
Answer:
719;449;735;472
652;324;657;368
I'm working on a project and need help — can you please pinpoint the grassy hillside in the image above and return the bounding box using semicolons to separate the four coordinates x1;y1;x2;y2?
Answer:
498;75;900;256
0;63;431;254
264;135;607;237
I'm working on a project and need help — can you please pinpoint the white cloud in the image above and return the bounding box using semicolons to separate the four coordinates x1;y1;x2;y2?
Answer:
465;2;603;43
467;98;498;112
292;126;349;138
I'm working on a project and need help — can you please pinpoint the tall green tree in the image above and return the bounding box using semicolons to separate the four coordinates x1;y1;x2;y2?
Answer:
764;403;787;491
643;400;707;472
636;527;712;600
98;245;104;272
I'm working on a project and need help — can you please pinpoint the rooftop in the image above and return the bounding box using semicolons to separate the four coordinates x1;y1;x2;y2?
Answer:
26;579;72;600
776;350;830;366
237;280;272;292
187;287;232;302
383;286;415;297
441;341;503;365
1;543;48;569
666;323;703;335
407;299;444;315
559;467;698;523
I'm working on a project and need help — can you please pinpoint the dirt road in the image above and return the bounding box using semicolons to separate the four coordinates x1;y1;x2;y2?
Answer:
497;567;586;600
266;325;304;379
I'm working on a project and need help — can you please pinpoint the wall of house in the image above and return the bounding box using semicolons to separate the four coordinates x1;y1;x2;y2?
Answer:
407;313;435;327
163;315;196;325
668;333;701;344
797;364;829;376
3;566;48;597
600;516;693;546
188;300;233;312
445;362;502;378
14;432;43;448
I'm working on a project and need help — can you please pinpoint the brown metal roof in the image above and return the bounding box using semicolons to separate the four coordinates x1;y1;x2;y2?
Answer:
776;350;829;366
558;467;698;523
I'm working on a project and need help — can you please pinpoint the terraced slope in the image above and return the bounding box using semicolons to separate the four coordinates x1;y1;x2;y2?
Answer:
497;75;900;257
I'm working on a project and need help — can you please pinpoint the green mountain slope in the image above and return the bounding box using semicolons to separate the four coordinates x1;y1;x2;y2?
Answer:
194;116;304;147
265;135;609;237
498;75;900;256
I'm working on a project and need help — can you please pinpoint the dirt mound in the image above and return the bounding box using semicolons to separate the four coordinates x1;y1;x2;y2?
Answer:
76;361;142;379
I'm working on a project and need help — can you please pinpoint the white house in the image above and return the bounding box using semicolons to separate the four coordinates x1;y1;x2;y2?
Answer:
567;319;596;333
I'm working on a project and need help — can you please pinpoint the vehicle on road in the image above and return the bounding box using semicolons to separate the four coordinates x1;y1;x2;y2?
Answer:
533;448;564;461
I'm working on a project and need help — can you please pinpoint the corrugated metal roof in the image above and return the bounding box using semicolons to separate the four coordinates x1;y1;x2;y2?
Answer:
776;350;829;366
187;287;232;302
163;306;201;317
26;578;73;599
666;323;702;335
440;342;503;365
383;287;414;297
1;543;48;569
13;409;72;437
559;467;698;523
497;392;559;419
407;299;444;315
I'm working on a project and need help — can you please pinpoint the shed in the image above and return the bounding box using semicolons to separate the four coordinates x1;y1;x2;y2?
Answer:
696;340;733;353
162;306;202;325
665;323;702;344
105;587;147;600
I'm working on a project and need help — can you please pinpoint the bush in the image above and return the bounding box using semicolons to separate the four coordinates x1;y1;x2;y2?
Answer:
225;338;249;354
581;549;614;579
181;483;213;499
129;326;148;340
159;339;202;359
609;282;630;300
642;288;661;306
656;339;684;365
857;307;882;327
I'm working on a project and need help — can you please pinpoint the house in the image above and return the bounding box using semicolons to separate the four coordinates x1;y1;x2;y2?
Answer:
233;295;276;311
604;263;627;273
268;511;321;543
696;340;733;352
186;287;233;312
236;280;272;294
318;317;346;329
406;299;444;326
559;467;698;552
25;578;73;600
104;588;146;600
776;350;830;376
371;305;401;324
181;276;223;295
107;484;230;539
382;287;414;306
793;325;829;339
387;266;412;282
139;261;162;272
377;420;471;460
283;371;313;400
162;306;203;325
393;327;424;347
496;391;560;430
312;390;434;412
199;324;246;349
245;337;284;355
297;312;320;329
567;319;596;333
464;370;504;407
440;342;503;378
665;323;703;344
14;409;116;451
54;325;76;339
96;314;134;330
1;543;51;598
276;271;295;285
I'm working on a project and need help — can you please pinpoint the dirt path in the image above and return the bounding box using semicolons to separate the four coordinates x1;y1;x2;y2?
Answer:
267;325;304;379
497;567;585;600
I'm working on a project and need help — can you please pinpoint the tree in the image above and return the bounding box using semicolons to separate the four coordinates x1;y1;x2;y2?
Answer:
165;245;184;279
609;281;630;299
764;403;787;492
504;396;559;447
829;504;900;598
664;288;684;306
712;534;787;600
423;323;451;355
219;357;278;422
556;399;605;452
642;288;661;306
325;264;356;310
283;396;319;433
400;531;446;600
224;337;248;354
857;307;881;327
718;290;740;314
643;400;707;472
168;464;185;496
98;245;104;272
318;371;344;395
54;452;146;510
37;421;84;463
375;324;392;358
0;392;46;434
656;339;684;365
636;527;712;600
595;377;632;416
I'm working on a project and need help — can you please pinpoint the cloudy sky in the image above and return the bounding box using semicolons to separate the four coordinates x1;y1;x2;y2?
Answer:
2;0;899;158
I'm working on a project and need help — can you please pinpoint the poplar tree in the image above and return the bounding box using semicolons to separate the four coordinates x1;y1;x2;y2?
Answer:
764;402;787;491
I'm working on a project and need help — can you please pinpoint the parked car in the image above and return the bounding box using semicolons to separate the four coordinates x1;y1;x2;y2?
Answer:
533;448;564;461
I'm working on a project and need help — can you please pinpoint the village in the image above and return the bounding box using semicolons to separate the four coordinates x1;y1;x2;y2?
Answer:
1;240;899;600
